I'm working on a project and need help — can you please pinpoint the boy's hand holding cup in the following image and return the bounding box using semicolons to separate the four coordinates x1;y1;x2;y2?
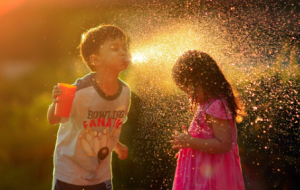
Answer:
52;85;62;103
53;83;77;118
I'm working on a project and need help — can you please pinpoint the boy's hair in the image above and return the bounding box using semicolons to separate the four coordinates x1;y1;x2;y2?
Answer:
79;25;127;71
172;50;243;120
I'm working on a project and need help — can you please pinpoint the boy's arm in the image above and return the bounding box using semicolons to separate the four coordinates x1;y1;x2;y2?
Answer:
47;103;61;125
114;141;128;160
114;87;130;159
47;85;62;125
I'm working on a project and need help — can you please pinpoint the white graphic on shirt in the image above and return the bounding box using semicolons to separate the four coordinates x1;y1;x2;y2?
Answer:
101;129;108;147
85;129;93;143
78;134;94;156
78;127;120;164
93;131;101;155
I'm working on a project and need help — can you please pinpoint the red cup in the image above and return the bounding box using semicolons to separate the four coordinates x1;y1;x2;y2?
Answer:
55;83;77;117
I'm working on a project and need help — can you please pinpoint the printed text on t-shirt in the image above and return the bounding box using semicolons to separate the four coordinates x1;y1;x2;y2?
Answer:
83;110;125;129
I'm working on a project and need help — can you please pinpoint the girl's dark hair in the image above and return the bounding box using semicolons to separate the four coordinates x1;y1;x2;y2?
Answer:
172;50;243;120
79;25;127;71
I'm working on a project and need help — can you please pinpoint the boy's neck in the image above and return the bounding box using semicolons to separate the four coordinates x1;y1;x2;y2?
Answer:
94;69;120;95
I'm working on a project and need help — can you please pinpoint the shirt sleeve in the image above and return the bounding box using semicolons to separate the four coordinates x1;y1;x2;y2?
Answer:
205;99;233;120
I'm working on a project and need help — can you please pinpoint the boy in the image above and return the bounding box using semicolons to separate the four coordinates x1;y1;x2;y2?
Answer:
47;25;132;190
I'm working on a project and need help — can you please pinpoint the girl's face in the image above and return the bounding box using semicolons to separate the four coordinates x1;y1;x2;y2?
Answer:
182;84;205;103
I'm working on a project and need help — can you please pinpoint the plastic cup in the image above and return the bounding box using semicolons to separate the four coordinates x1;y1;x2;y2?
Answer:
55;83;77;117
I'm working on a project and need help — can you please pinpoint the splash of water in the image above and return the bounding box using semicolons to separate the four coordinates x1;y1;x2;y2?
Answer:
112;2;300;189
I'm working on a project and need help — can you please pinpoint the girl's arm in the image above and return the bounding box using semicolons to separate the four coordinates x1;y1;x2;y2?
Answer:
171;114;232;154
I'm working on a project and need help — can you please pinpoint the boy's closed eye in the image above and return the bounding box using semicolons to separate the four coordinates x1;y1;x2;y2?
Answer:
110;45;118;51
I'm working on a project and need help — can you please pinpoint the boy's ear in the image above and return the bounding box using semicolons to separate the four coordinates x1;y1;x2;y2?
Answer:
90;54;100;66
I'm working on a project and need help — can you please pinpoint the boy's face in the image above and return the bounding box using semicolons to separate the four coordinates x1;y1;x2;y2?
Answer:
93;37;131;72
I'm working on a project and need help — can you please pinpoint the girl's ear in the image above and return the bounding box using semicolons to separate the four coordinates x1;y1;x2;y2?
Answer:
90;54;101;66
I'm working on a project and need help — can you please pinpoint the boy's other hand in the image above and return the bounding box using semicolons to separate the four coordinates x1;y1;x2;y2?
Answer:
52;85;62;103
114;142;128;160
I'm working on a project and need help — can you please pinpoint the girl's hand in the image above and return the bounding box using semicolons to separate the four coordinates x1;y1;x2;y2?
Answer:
52;85;62;103
170;126;193;149
114;142;128;160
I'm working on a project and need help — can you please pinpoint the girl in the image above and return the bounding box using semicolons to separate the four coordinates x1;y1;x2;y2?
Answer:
170;50;245;190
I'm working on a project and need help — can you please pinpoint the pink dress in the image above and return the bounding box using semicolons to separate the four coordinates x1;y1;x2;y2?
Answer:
173;98;245;190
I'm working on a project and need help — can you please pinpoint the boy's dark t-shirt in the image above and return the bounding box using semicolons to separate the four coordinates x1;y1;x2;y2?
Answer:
53;73;131;186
